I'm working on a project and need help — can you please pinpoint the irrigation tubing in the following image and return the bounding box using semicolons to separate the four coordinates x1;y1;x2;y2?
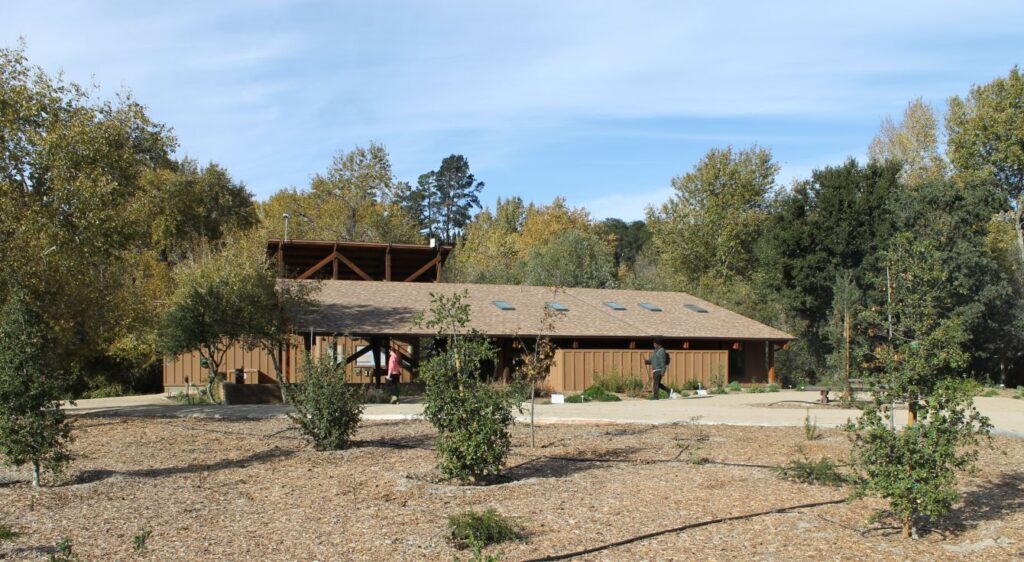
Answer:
518;498;847;562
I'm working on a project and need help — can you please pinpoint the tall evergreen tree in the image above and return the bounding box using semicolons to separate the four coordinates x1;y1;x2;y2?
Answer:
418;155;484;245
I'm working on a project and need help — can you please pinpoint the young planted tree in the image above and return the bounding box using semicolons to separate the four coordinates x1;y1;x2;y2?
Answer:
0;290;72;487
845;380;991;538
287;353;364;450
827;271;862;403
417;291;518;482
515;300;563;448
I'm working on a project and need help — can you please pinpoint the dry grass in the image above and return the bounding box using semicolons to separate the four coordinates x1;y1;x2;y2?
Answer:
0;417;1021;561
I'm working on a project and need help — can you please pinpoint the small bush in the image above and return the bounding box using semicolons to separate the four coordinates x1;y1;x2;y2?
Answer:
980;388;999;397
287;354;364;451
48;536;80;562
776;454;852;487
566;385;621;403
686;452;709;465
681;379;701;391
447;509;524;550
132;527;152;555
0;522;19;543
767;383;781;392
1015;386;1024;400
593;370;626;393
622;377;644;397
804;410;819;441
727;381;742;392
83;382;131;399
747;383;765;393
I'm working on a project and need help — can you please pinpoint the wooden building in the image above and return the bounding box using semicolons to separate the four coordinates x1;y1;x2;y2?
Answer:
163;248;795;392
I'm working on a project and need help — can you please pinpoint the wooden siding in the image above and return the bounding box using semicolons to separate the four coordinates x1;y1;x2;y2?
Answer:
162;336;414;389
548;349;729;393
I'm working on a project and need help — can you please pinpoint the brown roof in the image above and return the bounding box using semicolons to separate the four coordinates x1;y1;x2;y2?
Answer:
294;280;795;341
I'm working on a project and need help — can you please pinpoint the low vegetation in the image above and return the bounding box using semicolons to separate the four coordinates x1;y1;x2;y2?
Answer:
447;509;525;551
566;385;622;403
132;527;152;555
48;536;80;562
0;522;19;543
776;453;853;487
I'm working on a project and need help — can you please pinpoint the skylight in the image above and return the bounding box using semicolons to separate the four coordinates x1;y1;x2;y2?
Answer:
603;301;626;311
684;304;709;313
492;300;515;311
638;302;662;312
546;301;569;312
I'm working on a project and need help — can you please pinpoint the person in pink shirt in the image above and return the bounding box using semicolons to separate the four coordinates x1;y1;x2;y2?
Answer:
386;343;402;404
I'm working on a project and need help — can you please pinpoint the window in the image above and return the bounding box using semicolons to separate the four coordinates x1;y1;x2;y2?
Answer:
492;300;516;311
603;301;627;311
546;301;569;312
684;304;709;313
638;302;662;312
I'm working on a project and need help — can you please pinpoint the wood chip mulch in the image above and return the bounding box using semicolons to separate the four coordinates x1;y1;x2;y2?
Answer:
1;417;1022;561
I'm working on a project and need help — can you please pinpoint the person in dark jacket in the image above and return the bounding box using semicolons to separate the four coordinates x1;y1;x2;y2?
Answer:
645;338;671;399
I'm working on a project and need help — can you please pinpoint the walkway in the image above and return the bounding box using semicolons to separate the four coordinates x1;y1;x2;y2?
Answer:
63;391;1024;436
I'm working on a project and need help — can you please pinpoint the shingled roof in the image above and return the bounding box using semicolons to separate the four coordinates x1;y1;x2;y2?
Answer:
293;280;794;341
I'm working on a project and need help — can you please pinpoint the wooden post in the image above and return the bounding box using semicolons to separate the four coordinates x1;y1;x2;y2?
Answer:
499;339;512;383
332;244;339;279
768;342;776;385
385;244;392;281
435;251;442;282
276;241;284;277
411;338;421;381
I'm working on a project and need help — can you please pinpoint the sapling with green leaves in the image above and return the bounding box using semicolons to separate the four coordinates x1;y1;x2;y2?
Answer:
417;291;519;482
0;289;73;487
514;294;563;448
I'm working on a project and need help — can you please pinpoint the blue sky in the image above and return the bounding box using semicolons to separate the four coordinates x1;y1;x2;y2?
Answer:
4;1;1023;220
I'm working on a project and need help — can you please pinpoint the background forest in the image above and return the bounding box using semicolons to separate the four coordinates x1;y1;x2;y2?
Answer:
2;44;1022;397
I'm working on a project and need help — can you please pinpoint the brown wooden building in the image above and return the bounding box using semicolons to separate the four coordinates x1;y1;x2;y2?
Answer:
163;248;795;392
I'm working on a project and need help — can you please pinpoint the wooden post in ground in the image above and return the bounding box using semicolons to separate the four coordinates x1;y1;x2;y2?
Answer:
767;342;776;385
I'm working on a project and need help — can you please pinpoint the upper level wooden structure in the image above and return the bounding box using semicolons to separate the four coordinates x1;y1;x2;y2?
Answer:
267;239;452;282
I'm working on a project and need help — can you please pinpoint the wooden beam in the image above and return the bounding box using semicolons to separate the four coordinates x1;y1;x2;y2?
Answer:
404;255;442;282
768;342;776;384
332;243;338;279
435;252;442;283
297;251;337;280
385;244;392;281
344;344;374;365
336;252;374;281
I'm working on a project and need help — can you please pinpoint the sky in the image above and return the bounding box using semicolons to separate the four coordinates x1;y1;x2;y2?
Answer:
4;1;1023;221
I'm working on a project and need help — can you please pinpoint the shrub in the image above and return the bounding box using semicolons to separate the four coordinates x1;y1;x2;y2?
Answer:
710;386;727;395
1015;386;1024;400
980;388;999;397
48;536;80;562
680;379;701;391
0;522;19;543
776;453;852;486
710;372;726;393
287;354;364;451
132;527;152;555
592;370;626;393
419;292;520;483
727;381;742;392
686;452;709;465
845;380;992;538
447;509;524;550
804;410;819;441
746;383;765;393
766;383;781;392
566;385;621;403
623;377;644;397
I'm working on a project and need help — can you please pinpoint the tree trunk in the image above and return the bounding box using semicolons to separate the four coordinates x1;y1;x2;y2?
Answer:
1015;201;1024;270
268;344;288;404
32;461;40;487
530;381;536;448
902;516;911;539
843;310;852;403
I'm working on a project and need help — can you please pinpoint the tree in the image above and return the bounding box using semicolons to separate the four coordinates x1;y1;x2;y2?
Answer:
418;155;484;245
947;66;1024;267
596;218;651;274
826;271;862;403
158;236;305;402
514;300;562;448
868;98;947;185
417;291;518;482
846;380;991;538
145;159;257;262
523;229;616;288
0;288;72;487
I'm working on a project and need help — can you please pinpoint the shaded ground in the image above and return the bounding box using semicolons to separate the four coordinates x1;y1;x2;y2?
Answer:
1;418;1022;561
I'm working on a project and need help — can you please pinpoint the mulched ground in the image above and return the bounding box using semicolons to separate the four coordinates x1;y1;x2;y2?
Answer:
1;416;1021;561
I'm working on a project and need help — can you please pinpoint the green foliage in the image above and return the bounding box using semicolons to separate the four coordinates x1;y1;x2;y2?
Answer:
286;354;364;451
727;381;742;392
523;229;616;288
776;453;852;487
565;386;622;403
686;452;709;465
0;289;73;487
1015;386;1024;399
596;218;652;273
803;410;819;441
766;383;781;392
447;509;524;551
868;98;948;185
418;292;519;482
418;154;485;244
845;380;992;537
746;383;765;393
48;536;80;562
679;379;701;391
132;527;152;555
0;522;18;543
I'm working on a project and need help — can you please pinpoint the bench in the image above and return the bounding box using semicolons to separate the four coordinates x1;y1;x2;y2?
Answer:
804;380;870;404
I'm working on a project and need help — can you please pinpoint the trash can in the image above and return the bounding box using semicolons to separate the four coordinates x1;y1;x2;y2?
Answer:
234;368;245;385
